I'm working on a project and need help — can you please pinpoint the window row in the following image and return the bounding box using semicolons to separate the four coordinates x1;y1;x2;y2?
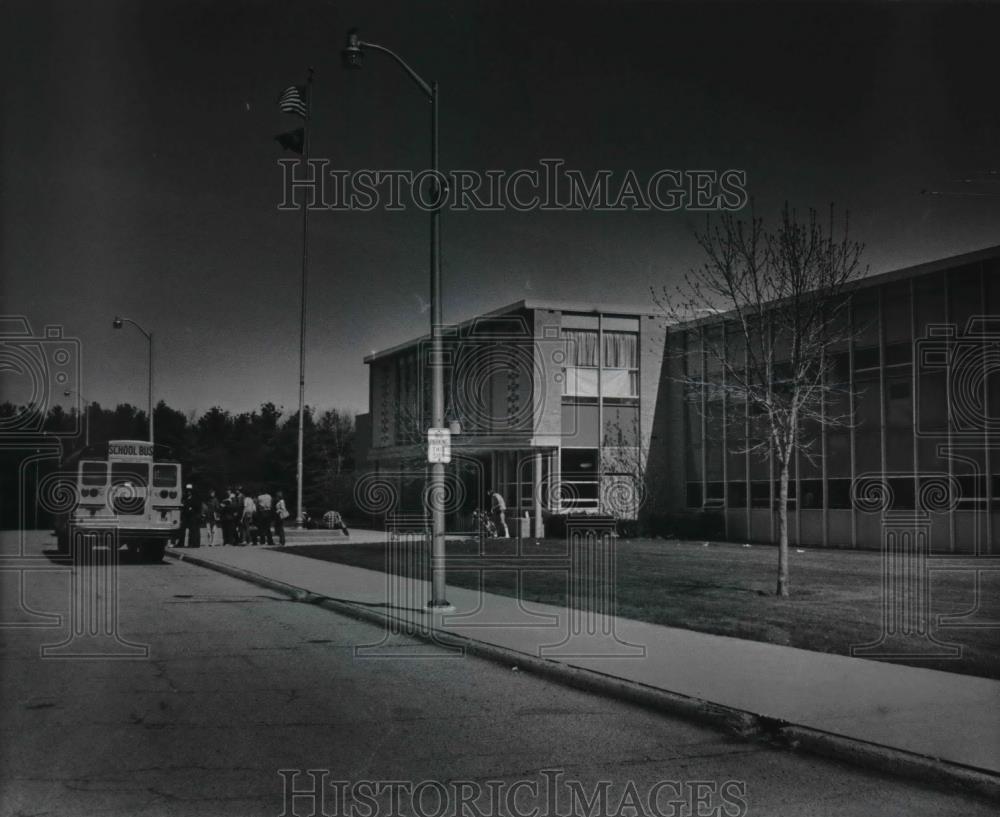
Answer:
687;476;1000;511
680;264;998;368
81;461;176;488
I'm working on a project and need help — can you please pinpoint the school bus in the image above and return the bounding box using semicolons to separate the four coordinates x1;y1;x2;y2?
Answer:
54;439;183;562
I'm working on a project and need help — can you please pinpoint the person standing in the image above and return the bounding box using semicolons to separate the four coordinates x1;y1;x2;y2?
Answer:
242;489;256;544
256;488;274;547
180;484;202;548
204;489;221;546
220;488;238;545
233;487;246;544
274;491;289;547
489;489;509;538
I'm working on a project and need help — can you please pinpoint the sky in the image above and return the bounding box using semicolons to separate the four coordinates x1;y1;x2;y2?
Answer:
2;0;999;419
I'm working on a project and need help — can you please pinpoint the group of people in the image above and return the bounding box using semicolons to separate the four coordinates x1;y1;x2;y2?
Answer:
178;484;507;545
178;485;291;548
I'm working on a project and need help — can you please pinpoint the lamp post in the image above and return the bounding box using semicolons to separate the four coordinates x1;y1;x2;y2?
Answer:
343;29;450;609
112;316;154;445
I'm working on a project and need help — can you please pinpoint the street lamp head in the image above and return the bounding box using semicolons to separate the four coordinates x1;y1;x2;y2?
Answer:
112;317;123;329
342;28;364;69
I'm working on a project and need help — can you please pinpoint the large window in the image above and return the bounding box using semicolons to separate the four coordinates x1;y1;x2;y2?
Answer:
950;267;982;335
603;403;639;446
153;464;178;487
886;375;912;428
560;448;600;510
705;481;725;508
852;290;880;350
562;330;599;396
955;474;987;511
800;480;823;509
111;462;147;486
883;281;912;344
562;329;638;398
827;479;852;509
854;372;881;430
750;481;771;508
603;332;639;397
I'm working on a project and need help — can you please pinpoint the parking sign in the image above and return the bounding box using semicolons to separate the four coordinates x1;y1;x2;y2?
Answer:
427;428;451;463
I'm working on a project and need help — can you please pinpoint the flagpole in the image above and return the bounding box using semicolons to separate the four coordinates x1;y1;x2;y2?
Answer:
295;67;314;528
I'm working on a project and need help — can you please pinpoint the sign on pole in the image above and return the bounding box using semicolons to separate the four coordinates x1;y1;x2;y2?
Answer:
427;428;451;463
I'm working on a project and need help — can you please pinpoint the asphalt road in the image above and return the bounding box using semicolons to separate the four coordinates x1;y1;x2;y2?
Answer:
0;531;992;817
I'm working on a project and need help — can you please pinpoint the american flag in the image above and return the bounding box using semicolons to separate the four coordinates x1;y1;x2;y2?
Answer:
278;85;307;118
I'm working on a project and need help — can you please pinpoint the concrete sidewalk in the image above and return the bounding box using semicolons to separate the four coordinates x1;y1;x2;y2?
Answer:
167;534;1000;792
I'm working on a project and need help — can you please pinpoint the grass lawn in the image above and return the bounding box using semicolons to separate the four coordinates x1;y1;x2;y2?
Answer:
283;537;1000;680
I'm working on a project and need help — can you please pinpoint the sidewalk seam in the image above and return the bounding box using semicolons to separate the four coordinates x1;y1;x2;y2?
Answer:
166;549;1000;803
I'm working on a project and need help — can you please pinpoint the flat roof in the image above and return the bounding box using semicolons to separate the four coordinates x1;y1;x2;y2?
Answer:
364;298;659;363
663;242;1000;332
363;243;1000;362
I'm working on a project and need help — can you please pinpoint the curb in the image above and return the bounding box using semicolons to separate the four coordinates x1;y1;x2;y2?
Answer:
166;549;1000;803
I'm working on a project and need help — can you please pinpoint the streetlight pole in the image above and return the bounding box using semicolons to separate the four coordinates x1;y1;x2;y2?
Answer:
343;30;450;609
112;317;154;445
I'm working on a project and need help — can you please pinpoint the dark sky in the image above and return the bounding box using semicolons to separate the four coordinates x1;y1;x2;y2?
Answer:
3;0;999;417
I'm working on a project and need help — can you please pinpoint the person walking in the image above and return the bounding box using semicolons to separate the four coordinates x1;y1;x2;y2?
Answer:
274;491;289;547
180;484;202;548
489;489;509;538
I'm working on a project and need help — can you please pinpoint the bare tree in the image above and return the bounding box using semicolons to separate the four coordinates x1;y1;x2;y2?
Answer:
316;408;356;476
657;204;867;596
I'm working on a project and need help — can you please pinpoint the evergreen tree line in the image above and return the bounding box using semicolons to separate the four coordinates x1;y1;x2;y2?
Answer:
0;401;358;529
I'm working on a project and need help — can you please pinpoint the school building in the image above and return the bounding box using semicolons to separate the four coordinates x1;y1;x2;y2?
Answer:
358;244;1000;551
359;300;665;537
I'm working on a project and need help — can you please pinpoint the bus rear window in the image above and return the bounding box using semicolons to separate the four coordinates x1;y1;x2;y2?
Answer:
153;465;178;487
81;462;107;486
111;462;148;486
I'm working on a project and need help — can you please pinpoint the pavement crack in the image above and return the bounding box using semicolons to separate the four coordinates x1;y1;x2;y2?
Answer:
143;785;263;804
150;659;180;693
670;745;770;763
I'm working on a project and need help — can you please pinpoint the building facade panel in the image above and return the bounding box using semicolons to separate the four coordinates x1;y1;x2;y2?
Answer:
363;300;659;531
659;247;999;552
361;249;998;547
